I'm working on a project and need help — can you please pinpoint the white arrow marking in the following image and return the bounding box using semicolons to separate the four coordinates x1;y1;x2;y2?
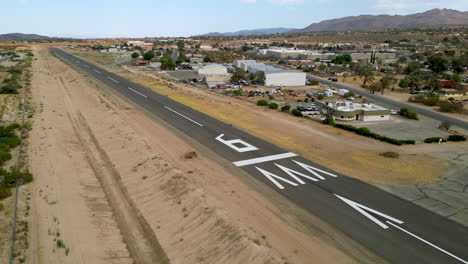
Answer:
335;194;403;229
274;163;318;183
386;221;468;264
255;167;298;190
292;160;338;180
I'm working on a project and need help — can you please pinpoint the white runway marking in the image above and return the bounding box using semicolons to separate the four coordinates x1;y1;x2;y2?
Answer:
128;87;148;98
94;69;102;74
107;76;119;83
386;221;468;264
164;106;203;127
233;152;297;167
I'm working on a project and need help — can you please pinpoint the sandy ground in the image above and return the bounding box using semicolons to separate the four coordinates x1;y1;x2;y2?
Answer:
99;64;462;186
20;47;390;264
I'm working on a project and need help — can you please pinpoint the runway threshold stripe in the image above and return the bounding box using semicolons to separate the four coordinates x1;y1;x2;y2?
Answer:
164;106;203;127
233;152;298;167
94;69;102;74
128;87;148;98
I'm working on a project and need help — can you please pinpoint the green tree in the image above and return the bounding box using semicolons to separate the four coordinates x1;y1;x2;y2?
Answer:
230;68;246;83
405;61;423;74
203;56;213;63
353;64;374;88
451;59;464;74
427;56;448;74
332;54;352;64
143;50;155;61
159;56;176;70
379;74;397;95
131;52;139;59
155;51;162;57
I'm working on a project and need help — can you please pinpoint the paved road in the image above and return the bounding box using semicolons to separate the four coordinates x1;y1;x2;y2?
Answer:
306;75;468;130
50;48;468;264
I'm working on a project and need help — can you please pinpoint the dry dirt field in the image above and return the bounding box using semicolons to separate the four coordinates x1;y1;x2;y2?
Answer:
8;46;393;264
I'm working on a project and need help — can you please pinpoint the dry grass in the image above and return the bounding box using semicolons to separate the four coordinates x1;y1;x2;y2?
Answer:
71;51;121;66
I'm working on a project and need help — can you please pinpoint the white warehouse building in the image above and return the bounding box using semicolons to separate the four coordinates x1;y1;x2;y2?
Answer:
239;60;306;87
197;64;228;75
264;70;306;87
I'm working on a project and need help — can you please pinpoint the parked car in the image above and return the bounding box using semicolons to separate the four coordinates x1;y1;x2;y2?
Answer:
347;96;355;101
296;106;307;111
289;92;298;97
331;78;338;82
390;109;398;115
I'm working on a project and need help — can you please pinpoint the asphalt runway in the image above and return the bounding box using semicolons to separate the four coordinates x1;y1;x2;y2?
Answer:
50;48;468;264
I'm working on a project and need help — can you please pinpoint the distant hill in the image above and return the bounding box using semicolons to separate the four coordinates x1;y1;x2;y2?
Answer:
201;28;296;36
0;33;54;40
291;9;468;33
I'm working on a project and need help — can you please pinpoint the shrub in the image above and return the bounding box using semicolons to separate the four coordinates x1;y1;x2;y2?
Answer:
291;109;303;117
257;99;269;106
280;105;291;112
439;121;451;131
332;123;412;145
0;137;20;148
439;101;464;113
408;94;425;103
268;102;278;109
380;152;399;158
422;96;439;106
0;202;4;211
0;151;12;165
322;117;335;125
357;127;371;135
308;80;319;85
0;187;11;200
399;107;418;120
447;135;466;142
247;93;254;97
343;92;355;98
424;137;442;143
317;94;324;100
232;90;242;96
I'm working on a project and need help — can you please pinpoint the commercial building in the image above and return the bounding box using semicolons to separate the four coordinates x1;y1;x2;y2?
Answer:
233;60;306;87
197;64;228;75
198;64;232;86
317;100;390;122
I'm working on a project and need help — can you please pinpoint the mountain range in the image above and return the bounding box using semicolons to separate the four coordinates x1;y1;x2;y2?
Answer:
0;33;55;40
201;28;296;36
291;8;468;33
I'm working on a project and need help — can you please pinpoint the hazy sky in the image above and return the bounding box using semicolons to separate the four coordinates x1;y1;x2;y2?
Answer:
1;0;467;38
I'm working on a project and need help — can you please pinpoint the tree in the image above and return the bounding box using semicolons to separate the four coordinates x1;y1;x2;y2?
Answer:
399;78;409;89
318;64;327;73
159;56;176;70
427;56;448;74
203;56;213;63
368;81;381;94
332;54;352;64
379;74;397;95
155;51;162;57
230;68;246;83
404;61;423;74
131;52;139;59
143;50;155;61
451;59;464;74
353;64;374;88
406;72;422;92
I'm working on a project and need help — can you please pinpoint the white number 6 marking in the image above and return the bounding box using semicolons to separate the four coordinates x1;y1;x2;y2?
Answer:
216;134;258;153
